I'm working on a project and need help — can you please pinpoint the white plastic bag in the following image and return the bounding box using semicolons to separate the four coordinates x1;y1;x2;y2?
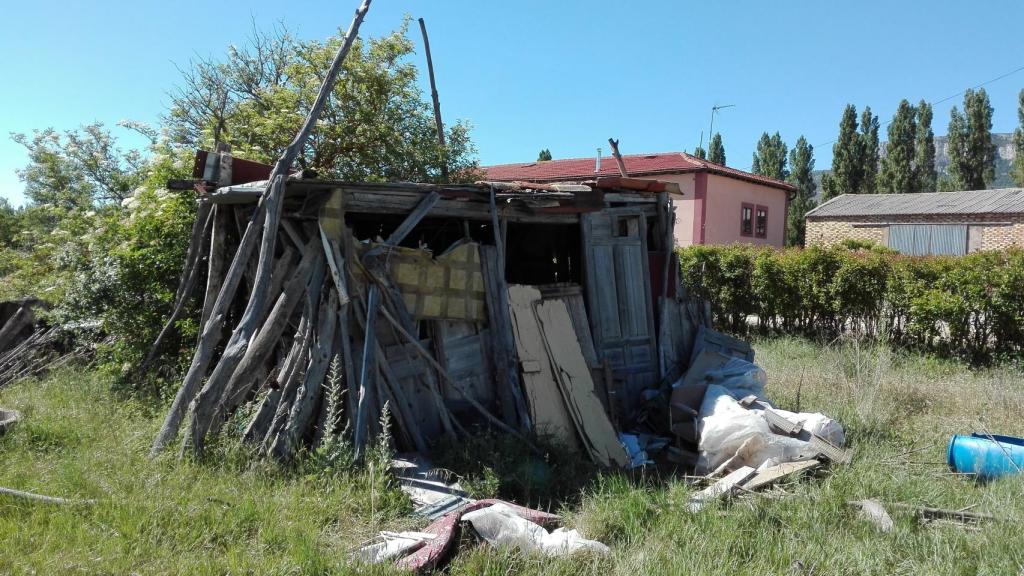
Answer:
696;385;844;474
462;503;609;557
703;358;768;401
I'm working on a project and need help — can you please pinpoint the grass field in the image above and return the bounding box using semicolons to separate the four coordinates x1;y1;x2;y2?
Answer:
1;337;1023;575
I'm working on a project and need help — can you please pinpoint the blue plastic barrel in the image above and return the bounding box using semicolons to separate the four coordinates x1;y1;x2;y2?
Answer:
947;433;1024;481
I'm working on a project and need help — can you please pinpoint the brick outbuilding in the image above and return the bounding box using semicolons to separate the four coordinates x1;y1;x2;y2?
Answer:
805;189;1024;255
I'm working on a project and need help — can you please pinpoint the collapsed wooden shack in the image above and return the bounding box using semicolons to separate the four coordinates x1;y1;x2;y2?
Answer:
154;150;714;465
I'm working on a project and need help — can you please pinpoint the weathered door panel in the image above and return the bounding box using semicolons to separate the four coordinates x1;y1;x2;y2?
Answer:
581;209;657;417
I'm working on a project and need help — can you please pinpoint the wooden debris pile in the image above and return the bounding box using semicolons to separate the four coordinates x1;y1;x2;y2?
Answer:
146;0;689;462
0;300;96;389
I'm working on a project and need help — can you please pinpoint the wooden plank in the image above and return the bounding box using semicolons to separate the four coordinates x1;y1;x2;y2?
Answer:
535;299;628;468
480;245;529;431
686;466;756;512
741;459;820;491
538;284;599;368
581;208;658;420
434;322;493;407
507;286;579;451
354;191;440;457
384;341;444;440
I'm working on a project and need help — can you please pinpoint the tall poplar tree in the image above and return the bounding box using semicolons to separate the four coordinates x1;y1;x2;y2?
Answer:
947;88;996;190
786;136;817;247
914;100;937;192
822;104;861;202
1011;89;1024;187
751;132;788;180
859;106;880;194
693;145;707;159
708;132;726;165
879;99;917;193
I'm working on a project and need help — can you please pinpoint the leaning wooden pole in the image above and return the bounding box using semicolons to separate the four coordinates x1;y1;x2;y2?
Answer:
150;0;374;457
418;17;448;181
608;138;628;177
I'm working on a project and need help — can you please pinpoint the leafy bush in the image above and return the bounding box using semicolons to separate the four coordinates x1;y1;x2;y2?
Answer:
679;243;1024;363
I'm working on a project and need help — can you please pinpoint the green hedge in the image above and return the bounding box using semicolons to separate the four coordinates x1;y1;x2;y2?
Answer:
677;243;1024;363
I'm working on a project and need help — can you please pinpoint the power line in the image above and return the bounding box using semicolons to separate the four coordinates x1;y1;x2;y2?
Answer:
813;63;1024;151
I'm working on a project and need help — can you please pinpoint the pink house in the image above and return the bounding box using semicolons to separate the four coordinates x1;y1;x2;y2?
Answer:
482;152;795;247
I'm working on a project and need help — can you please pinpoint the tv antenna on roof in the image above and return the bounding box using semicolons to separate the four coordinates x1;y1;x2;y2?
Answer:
700;103;735;152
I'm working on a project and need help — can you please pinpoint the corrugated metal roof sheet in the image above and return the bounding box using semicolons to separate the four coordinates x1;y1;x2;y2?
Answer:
805;188;1024;218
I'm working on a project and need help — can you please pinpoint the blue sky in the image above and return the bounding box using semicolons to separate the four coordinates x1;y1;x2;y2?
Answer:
2;0;1023;205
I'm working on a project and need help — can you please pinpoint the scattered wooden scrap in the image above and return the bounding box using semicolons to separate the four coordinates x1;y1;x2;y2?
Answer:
535;299;629;468
742;459;821;492
392;456;472;520
888;502;996;526
686;466;755;512
847;499;997;531
508;286;579;451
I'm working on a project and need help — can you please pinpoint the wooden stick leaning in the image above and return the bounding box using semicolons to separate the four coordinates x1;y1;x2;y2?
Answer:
182;175;286;458
376;304;542;455
150;0;374;457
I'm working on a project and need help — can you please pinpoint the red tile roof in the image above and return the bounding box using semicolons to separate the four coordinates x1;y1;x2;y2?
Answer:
482;152;795;192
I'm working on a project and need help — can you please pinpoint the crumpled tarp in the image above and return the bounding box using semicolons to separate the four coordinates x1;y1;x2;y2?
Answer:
696;384;845;474
462;502;610;557
395;499;561;573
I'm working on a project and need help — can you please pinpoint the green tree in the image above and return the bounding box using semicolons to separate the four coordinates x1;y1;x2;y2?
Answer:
11;123;147;210
1012;89;1024;187
786;136;817;247
914;100;937;192
166;20;478;183
0;198;19;248
693;145;707;159
859;106;880;193
708;132;726;165
879;99;917;193
947;88;996;190
751;132;788;180
537;148;552;161
822;104;862;202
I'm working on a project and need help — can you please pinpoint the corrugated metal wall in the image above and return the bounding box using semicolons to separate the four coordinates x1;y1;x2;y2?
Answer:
888;224;967;256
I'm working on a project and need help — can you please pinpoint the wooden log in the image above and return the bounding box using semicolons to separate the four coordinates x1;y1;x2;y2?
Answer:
200;205;230;328
243;312;310;444
607;138;628;177
273;286;339;462
150;200;268;456
216;237;322;420
320;224;350;306
485;190;531;431
181;175;286;457
418;17;448;181
265;276;322;451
